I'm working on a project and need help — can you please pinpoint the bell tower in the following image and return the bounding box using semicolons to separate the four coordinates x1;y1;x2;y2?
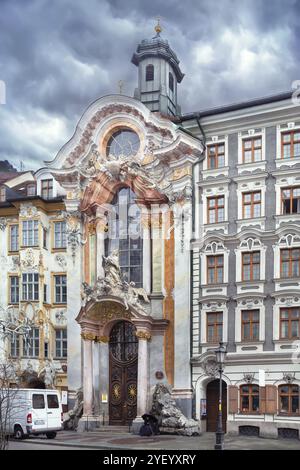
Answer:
131;20;184;117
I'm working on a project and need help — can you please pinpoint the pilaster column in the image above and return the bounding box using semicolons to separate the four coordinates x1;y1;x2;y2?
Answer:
96;207;107;278
136;330;151;417
81;332;94;416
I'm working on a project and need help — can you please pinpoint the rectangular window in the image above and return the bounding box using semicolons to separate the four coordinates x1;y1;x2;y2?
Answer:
44;284;47;303
10;225;19;251
207;255;224;284
280;248;300;278
207;312;223;343
242;191;261;219
22;273;39;301
207;196;225;224
241;310;260;341
0;186;6;202
47;394;59;409
54;221;66;249
207;143;225;169
240;384;260;413
41;179;53;199
281;130;300;159
22;220;39;247
242;251;260;281
32;394;45;409
279;385;299;415
43;228;47;249
27;184;36;196
55;329;67;358
243;137;262;163
281;187;300;215
280;307;300;340
24;327;40;357
44;342;48;358
54;275;67;303
10;336;20;357
10;276;19;304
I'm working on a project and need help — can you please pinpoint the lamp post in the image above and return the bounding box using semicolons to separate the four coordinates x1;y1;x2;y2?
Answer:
214;341;227;451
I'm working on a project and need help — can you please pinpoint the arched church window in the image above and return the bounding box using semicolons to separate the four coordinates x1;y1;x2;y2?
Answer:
106;128;140;159
105;187;143;287
169;72;174;92
146;64;154;81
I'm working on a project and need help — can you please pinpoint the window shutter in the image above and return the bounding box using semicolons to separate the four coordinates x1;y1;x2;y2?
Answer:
228;385;238;414
265;385;277;414
259;386;266;414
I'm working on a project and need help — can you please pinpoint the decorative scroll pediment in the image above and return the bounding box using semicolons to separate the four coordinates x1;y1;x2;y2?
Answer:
48;95;204;210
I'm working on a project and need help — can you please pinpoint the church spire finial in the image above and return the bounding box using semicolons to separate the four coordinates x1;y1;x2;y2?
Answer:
154;16;162;36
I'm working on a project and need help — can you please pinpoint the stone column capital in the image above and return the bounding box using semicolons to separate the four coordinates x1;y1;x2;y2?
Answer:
95;335;109;343
81;331;97;342
136;330;152;341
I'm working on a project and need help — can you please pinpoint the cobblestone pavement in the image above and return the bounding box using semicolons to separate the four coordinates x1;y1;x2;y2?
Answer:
7;430;300;450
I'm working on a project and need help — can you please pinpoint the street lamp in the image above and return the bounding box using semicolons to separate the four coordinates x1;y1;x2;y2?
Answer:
214;341;227;450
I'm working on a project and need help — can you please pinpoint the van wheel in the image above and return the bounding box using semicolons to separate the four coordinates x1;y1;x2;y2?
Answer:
14;425;24;440
46;432;57;439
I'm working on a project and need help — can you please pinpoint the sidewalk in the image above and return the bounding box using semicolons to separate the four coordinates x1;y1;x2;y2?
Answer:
14;430;300;450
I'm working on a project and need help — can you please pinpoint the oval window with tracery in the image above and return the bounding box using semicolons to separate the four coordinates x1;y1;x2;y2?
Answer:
106;128;140;159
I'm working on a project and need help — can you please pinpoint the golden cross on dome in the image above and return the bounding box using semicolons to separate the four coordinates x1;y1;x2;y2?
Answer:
155;16;162;35
118;80;124;94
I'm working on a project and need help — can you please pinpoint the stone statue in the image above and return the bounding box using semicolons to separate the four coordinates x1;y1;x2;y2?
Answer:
150;383;200;436
38;360;56;389
81;250;150;315
102;250;123;286
63;388;83;430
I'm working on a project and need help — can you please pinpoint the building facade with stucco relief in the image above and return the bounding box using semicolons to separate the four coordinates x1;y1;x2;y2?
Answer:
1;25;300;438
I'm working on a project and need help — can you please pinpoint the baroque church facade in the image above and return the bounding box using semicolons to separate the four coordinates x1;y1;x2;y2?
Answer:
1;25;300;438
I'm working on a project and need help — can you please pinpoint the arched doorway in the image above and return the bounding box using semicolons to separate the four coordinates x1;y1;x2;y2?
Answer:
109;321;138;425
206;379;227;432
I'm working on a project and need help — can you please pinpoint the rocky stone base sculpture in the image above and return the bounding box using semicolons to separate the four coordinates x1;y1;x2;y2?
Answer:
150;384;200;436
63;388;83;430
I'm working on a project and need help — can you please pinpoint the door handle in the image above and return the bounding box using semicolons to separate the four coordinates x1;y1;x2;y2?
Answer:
47;412;52;414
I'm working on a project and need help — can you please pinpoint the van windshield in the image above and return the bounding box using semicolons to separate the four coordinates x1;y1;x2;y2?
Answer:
32;394;45;409
47;394;59;409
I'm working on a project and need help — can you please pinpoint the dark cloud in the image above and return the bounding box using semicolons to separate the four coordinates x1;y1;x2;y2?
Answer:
0;0;299;169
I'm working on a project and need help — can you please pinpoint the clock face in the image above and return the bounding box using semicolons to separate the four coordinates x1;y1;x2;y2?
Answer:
106;128;140;159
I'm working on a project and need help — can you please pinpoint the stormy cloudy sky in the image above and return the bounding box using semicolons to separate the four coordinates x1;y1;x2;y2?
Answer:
0;0;300;170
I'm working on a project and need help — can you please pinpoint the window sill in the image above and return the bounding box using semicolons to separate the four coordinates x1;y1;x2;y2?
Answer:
51;248;67;253
53;303;67;307
20;245;39;249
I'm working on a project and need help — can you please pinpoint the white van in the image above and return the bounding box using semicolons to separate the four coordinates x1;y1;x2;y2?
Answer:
5;388;63;439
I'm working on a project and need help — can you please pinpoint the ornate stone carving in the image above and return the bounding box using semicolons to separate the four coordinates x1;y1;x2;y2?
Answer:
243;372;255;384
21;249;38;270
38;360;56;388
96;335;109;343
136;330;151;341
55;253;67;270
0;217;7;231
81;332;97;341
66;222;86;264
63;388;83;430
82;250;150;315
10;255;20;270
55;310;67;325
20;203;38;218
201;358;219;377
150;384;200;436
65;104;173;167
282;372;295;383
